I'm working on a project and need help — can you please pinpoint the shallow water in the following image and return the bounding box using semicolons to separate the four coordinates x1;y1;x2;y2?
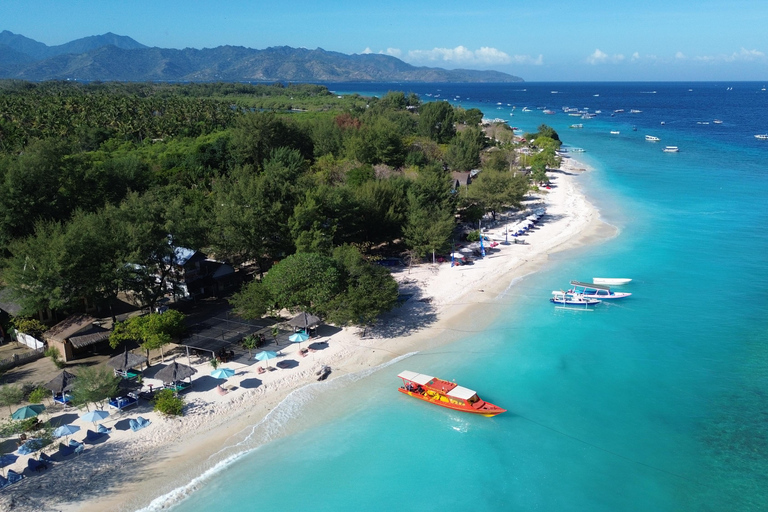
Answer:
163;83;768;512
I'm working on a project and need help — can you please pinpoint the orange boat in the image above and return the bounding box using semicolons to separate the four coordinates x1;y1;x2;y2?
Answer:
397;371;506;417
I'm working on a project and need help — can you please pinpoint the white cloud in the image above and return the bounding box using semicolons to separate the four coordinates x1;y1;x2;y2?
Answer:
361;47;373;54
631;52;640;61
586;49;624;64
675;51;687;60
405;45;531;66
694;47;766;62
381;48;402;58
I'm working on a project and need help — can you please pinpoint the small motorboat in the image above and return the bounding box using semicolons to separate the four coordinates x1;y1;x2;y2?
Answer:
755;134;768;140
568;281;631;300
645;135;660;142
593;278;632;285
610;130;620;135
663;146;679;153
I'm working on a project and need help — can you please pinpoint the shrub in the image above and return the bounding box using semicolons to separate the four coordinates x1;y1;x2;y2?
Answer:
466;230;481;242
0;384;24;413
44;346;65;369
153;389;184;416
11;318;47;339
28;386;48;404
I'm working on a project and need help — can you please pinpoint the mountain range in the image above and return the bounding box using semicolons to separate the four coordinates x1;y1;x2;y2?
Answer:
0;31;523;83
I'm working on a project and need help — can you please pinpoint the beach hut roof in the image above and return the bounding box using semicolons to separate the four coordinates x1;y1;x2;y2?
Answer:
287;312;322;329
44;371;78;393
106;350;148;371
155;361;197;383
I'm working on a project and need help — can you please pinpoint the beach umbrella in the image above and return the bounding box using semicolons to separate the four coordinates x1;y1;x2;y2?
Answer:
210;368;235;379
80;410;110;425
289;331;309;350
44;370;77;394
155;361;197;384
11;404;45;420
106;347;147;372
53;424;80;438
254;350;278;368
287;312;321;330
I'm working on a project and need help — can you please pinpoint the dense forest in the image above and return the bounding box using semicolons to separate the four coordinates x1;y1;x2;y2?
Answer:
0;80;560;328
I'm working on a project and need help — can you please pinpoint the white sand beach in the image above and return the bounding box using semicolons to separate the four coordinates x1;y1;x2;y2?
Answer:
0;157;615;511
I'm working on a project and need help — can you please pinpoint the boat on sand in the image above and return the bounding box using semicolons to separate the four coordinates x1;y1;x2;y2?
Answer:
593;278;632;285
397;371;506;417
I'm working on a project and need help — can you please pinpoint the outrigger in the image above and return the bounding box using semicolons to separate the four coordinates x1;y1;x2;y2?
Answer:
397;371;506;417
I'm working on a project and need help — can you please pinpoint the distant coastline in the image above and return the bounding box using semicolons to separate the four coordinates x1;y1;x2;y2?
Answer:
0;30;524;83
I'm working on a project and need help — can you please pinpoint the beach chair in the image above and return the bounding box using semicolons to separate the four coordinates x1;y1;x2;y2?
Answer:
6;470;24;484
26;457;48;473
108;394;138;410
97;424;112;434
0;475;9;489
56;443;76;458
68;439;85;455
129;416;151;432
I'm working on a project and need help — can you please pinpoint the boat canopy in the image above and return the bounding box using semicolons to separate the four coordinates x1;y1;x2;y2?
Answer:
447;386;477;401
397;371;434;386
570;280;610;291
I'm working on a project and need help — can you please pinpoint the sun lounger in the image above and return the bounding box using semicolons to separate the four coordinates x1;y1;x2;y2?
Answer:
53;393;72;405
97;424;112;434
68;439;85;455
114;369;141;380
129;416;151;432
0;475;9;489
27;457;48;472
6;470;24;484
56;443;76;457
257;366;266;374
108;394;138;410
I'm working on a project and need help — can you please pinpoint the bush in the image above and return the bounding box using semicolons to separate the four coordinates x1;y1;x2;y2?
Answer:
28;386;48;404
11;318;47;339
153;389;184;416
466;230;481;242
44;346;65;369
0;384;24;413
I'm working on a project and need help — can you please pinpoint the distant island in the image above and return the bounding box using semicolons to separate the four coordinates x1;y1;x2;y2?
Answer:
0;31;523;83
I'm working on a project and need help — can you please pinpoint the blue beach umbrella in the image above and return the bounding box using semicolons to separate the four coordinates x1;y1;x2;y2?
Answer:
53;424;81;438
11;404;45;420
254;350;278;368
210;368;235;379
80;410;110;424
289;331;309;350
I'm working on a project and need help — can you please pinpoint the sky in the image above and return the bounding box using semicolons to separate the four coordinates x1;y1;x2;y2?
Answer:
2;0;768;81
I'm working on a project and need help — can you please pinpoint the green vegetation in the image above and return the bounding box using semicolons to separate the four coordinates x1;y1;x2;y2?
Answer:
0;384;24;414
153;388;185;416
70;366;120;410
110;310;186;362
0;80;554;329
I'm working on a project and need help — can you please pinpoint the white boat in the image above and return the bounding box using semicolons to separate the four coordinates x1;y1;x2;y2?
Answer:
630;109;642;113
713;120;723;124
593;278;632;285
663;146;679;153
522;107;531;112
569;281;631;300
610;130;620;135
755;134;768;140
614;109;625;113
645;135;660;142
550;291;600;309
570;147;585;152
570;124;583;129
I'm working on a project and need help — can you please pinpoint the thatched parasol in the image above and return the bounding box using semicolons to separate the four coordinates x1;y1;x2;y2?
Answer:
287;312;321;330
44;371;78;394
106;348;147;372
155;361;197;384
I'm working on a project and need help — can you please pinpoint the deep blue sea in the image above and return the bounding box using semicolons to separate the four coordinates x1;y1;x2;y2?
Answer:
157;83;768;512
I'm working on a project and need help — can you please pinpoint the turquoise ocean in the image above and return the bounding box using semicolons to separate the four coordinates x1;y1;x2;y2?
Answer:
157;83;768;512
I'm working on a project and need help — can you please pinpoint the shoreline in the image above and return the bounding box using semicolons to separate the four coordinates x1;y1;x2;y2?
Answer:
1;156;616;512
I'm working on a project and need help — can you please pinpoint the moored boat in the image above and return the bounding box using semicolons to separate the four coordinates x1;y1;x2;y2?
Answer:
610;130;620;135
593;278;632;285
550;291;600;308
570;123;583;129
755;134;768;140
397;371;506;417
663;146;679;152
568;281;632;300
645;135;660;142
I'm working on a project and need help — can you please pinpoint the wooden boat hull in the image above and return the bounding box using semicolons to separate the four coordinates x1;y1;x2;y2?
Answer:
397;388;505;417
